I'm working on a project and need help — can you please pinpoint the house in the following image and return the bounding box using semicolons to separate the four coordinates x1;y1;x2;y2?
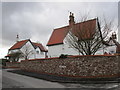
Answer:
109;33;120;54
101;33;117;55
47;12;117;57
6;39;48;62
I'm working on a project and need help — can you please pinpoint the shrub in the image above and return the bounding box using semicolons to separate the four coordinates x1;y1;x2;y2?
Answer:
59;54;68;59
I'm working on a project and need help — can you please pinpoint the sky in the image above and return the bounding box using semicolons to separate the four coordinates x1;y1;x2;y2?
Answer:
0;0;119;58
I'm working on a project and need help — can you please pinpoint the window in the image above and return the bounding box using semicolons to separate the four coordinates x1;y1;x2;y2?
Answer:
68;45;72;48
110;51;115;54
41;52;44;55
36;51;39;54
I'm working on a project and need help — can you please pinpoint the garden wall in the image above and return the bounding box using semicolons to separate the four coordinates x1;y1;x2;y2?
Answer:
6;62;20;68
19;55;120;78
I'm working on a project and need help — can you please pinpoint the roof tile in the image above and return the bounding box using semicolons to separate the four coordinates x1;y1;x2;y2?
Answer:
32;42;48;52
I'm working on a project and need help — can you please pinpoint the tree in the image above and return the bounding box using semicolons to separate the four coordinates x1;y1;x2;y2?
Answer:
0;58;9;66
8;44;34;61
9;51;23;62
66;14;114;55
21;44;34;60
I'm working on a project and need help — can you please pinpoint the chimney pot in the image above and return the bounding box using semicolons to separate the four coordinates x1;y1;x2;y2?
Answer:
69;12;75;26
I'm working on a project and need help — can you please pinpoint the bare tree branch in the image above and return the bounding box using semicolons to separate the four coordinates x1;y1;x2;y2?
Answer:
22;45;34;60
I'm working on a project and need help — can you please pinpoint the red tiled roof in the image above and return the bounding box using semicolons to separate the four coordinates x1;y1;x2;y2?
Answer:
9;39;48;52
32;42;48;52
47;26;69;46
72;19;96;40
5;54;11;57
9;39;29;50
47;19;97;46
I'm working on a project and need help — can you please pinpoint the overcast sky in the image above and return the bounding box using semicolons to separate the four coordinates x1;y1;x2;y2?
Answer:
0;1;119;58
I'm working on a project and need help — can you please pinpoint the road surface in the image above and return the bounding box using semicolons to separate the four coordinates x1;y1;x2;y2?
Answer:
1;69;120;89
2;69;65;88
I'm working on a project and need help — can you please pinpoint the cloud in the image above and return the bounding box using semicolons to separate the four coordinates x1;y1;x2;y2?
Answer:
0;2;2;40
1;2;118;58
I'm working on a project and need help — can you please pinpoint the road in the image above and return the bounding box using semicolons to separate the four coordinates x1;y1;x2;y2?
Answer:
1;69;120;89
2;69;65;88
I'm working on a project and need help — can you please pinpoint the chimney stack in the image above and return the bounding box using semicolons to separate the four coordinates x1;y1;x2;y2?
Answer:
111;32;117;40
16;34;19;42
69;12;75;27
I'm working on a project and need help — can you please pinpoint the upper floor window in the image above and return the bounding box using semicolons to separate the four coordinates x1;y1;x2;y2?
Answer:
36;51;39;54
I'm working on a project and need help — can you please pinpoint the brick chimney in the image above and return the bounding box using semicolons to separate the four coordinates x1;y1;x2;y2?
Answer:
69;12;75;27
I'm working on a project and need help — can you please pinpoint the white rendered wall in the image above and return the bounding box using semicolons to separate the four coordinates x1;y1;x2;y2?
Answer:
48;43;116;57
20;42;46;61
105;46;116;54
48;42;79;58
63;36;79;55
95;45;116;55
35;47;45;59
48;44;64;57
20;41;36;61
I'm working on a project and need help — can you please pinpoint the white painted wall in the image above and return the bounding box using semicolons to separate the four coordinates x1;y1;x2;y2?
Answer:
63;35;79;55
118;29;120;43
95;45;116;55
48;42;116;57
20;41;36;61
20;41;46;61
48;38;79;58
35;47;45;59
48;44;64;57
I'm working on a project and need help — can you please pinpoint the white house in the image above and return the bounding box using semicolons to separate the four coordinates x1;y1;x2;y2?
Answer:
6;39;48;62
47;12;117;57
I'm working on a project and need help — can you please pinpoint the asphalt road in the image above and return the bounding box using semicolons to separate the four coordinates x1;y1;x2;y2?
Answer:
1;69;120;89
2;69;65;88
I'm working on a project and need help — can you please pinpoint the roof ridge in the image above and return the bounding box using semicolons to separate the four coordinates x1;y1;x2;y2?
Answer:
54;25;69;30
18;39;30;42
75;18;97;25
9;39;30;50
32;42;42;44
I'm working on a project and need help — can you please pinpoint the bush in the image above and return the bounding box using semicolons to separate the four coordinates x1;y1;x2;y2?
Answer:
59;54;68;59
1;59;10;66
